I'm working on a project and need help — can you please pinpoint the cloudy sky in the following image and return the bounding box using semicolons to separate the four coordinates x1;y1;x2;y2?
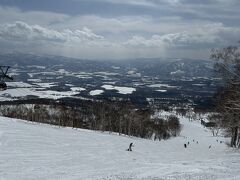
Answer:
0;0;239;60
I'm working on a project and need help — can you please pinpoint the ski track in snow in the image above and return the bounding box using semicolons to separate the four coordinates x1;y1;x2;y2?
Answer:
0;116;239;180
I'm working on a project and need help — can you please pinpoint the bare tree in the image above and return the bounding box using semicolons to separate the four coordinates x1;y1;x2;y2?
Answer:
207;114;221;136
211;45;240;148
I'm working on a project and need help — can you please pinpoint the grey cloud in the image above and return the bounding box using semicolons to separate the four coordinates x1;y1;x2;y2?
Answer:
0;21;104;44
74;0;157;7
0;21;66;42
100;0;240;22
125;23;240;48
0;6;69;26
0;1;239;60
0;21;239;60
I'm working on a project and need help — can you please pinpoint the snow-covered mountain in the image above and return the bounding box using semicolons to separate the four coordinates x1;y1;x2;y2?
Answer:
0;115;239;180
0;53;215;78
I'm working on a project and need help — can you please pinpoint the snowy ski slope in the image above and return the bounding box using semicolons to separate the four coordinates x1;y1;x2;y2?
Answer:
0;116;239;180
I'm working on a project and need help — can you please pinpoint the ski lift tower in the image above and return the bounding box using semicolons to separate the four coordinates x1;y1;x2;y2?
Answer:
0;66;13;91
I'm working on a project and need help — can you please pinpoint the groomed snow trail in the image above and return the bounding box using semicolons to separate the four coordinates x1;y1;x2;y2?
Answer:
0;116;239;180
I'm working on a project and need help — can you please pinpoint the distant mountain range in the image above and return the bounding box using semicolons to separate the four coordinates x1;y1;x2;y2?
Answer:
0;53;216;79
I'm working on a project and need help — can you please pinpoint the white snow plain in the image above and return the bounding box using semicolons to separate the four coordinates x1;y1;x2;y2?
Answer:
148;84;178;89
70;87;86;92
89;90;104;96
0;116;239;180
101;85;136;94
0;88;80;101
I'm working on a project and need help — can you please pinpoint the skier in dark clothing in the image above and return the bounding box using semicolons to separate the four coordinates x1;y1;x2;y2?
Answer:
127;143;133;151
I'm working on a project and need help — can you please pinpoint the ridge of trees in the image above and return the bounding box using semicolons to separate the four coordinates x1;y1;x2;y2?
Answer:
0;99;181;140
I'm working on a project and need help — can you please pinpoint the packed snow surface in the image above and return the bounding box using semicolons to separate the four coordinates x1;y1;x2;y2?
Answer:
0;116;239;180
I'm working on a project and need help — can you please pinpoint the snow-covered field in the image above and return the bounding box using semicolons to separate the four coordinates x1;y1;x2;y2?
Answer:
0;116;239;180
0;88;80;101
156;90;167;92
6;82;33;88
148;84;178;89
70;87;86;92
101;85;136;94
89;90;104;96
